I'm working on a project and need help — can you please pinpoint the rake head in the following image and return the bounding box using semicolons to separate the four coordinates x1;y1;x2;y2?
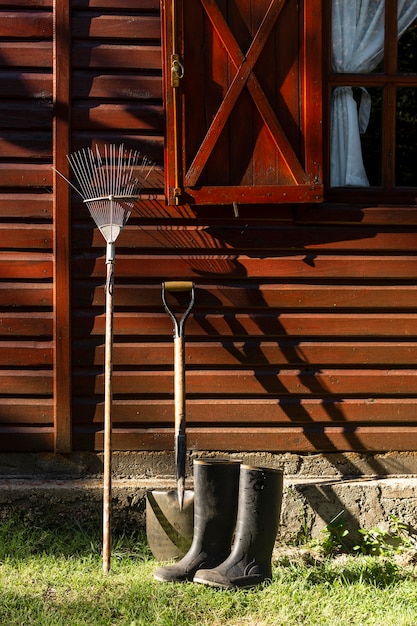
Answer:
67;143;153;244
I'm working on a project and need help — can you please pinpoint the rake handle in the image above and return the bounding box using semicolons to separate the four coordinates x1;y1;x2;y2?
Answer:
103;244;115;575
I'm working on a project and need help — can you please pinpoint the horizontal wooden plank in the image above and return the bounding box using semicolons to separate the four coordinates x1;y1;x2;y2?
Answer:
0;72;51;97
70;134;163;163
0;426;53;452
72;368;417;396
71;397;417;425
0;398;52;423
0;370;52;394
0;163;52;187
0;1;51;7
72;103;163;131
72;254;417;280
0;253;52;278
71;282;417;310
72;72;162;99
73;223;417;253
72;43;162;70
72;13;160;40
0;313;52;336
72;311;417;338
0;224;52;248
0;11;52;38
71;195;190;220
74;425;417;453
0;42;51;67
0;193;52;218
72;340;417;367
0;283;52;306
0;102;52;127
299;205;417;227
0;132;51;158
0;341;52;366
72;0;159;9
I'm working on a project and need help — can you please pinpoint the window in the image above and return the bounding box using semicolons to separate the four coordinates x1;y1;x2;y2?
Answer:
161;0;323;205
327;0;417;202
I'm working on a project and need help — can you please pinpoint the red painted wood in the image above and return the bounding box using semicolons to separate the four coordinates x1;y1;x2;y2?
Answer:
0;313;52;336
53;0;72;453
0;342;53;366
0;42;51;67
1;224;52;248
72;43;162;70
163;0;323;204
72;311;417;338
0;103;52;128
0;72;51;97
1;2;417;457
0;0;51;6
0;283;52;306
0;428;54;452
74;426;417;453
72;103;163;132
0;399;52;424
0;11;52;38
71;397;417;425
71;282;417;310
71;253;417;281
73;340;417;367
74;223;417;252
72;14;161;40
72;0;159;8
0;164;52;186
0;371;53;395
72;73;162;99
72;368;417;397
0;194;52;219
0;253;52;279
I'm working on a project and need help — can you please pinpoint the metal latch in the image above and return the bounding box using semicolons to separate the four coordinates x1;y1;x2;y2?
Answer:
171;54;184;88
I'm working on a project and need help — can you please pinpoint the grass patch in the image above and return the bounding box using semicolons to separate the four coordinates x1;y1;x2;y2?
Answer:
0;516;417;625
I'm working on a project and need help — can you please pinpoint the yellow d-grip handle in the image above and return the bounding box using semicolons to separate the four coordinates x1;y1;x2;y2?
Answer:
164;281;194;292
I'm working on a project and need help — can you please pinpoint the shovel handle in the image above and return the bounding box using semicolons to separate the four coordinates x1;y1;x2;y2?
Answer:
162;281;195;339
164;281;193;292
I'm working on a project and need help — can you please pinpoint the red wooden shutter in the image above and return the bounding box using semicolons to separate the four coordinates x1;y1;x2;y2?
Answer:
162;0;323;205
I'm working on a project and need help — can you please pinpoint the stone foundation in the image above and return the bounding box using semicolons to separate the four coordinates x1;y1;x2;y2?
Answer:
0;451;416;546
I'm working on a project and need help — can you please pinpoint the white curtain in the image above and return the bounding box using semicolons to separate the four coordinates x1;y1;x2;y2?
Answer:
330;0;417;187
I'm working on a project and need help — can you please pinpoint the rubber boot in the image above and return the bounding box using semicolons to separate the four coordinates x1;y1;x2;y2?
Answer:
193;465;283;589
153;458;240;582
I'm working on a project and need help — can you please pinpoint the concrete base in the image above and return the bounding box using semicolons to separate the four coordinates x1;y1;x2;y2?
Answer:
0;451;416;546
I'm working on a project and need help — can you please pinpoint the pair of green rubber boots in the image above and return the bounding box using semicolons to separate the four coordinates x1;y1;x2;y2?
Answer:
154;459;283;589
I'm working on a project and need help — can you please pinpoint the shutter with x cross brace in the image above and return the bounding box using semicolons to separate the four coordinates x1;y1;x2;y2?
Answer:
162;0;323;205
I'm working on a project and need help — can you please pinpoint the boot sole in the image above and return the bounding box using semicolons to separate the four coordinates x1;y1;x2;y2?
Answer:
193;574;233;588
193;574;271;589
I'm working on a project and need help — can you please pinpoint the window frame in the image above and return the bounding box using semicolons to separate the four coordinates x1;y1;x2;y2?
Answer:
324;0;417;204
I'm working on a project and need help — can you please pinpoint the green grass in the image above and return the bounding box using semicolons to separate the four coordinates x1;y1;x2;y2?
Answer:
0;516;417;625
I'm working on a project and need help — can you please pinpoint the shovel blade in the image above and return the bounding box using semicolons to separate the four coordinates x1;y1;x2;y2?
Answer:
146;488;194;561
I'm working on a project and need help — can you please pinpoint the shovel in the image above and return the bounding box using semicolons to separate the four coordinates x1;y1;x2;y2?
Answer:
162;281;195;509
146;281;195;561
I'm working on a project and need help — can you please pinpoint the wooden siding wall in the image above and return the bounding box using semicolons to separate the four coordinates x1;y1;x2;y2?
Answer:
1;0;417;453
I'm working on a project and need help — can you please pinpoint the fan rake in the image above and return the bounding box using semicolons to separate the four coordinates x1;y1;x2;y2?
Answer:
62;143;153;574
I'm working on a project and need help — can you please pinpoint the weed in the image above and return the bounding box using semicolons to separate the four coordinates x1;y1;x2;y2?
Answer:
309;511;350;556
354;515;416;556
